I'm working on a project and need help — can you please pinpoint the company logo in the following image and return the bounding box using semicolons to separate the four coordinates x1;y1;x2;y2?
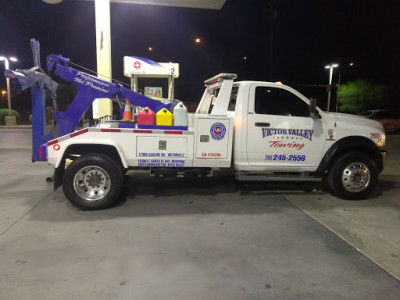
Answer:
133;61;142;70
261;128;314;141
210;122;226;140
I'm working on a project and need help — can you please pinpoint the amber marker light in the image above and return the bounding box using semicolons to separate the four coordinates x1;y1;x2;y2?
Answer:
234;117;241;129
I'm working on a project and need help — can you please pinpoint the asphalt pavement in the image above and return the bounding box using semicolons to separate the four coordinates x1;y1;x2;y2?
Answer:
284;132;400;280
0;127;399;300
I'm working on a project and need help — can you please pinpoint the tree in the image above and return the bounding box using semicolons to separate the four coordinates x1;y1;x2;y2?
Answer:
337;79;389;114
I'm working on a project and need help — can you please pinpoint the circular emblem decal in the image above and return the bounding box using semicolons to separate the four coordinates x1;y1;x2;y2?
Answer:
210;122;226;140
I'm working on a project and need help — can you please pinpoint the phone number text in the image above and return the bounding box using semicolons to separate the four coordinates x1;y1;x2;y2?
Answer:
265;154;306;161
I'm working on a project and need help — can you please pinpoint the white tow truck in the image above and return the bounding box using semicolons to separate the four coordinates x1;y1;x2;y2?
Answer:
5;41;386;210
46;73;386;210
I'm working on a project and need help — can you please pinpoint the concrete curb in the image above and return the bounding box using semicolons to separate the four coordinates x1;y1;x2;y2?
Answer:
0;125;32;129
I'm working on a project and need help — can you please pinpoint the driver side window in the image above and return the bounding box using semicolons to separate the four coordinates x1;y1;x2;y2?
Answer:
255;86;309;117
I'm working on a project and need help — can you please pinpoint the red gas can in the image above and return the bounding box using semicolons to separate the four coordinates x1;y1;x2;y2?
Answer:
137;107;155;125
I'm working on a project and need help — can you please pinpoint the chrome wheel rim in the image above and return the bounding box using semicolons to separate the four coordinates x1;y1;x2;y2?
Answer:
73;165;111;201
341;162;370;193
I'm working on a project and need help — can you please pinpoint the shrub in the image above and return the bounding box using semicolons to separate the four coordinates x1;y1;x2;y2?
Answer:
338;79;389;114
0;109;20;125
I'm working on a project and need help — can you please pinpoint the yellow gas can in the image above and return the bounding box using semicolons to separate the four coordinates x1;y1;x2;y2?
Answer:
156;108;173;126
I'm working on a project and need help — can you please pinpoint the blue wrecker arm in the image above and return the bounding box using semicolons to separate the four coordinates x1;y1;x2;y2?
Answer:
5;40;171;161
46;54;171;139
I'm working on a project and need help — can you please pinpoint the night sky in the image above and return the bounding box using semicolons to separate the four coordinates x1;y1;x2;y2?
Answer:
1;0;399;107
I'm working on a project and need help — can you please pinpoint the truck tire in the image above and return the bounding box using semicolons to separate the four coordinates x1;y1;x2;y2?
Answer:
328;152;377;200
62;154;123;210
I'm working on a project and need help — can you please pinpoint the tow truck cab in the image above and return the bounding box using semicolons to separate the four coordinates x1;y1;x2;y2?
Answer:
200;74;385;175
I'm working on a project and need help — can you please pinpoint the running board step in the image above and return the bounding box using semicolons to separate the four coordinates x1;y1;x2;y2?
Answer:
236;172;321;182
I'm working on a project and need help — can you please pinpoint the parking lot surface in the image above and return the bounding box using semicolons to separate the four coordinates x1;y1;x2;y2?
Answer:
0;127;399;300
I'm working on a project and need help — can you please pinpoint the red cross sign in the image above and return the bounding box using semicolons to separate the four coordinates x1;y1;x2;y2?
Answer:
133;61;141;70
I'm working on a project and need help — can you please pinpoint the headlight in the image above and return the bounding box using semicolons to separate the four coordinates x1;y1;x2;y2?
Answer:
377;133;385;147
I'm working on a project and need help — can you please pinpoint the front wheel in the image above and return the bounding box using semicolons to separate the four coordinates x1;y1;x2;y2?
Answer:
62;155;123;210
328;152;378;200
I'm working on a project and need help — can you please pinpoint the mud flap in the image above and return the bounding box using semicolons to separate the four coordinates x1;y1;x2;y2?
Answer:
53;165;65;190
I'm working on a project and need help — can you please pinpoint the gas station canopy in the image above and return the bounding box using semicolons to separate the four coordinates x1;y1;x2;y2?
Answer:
81;0;226;9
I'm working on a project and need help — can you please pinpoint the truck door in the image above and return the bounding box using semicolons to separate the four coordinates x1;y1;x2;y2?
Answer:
246;84;326;170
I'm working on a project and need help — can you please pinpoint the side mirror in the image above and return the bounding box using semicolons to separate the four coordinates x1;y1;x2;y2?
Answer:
309;97;319;118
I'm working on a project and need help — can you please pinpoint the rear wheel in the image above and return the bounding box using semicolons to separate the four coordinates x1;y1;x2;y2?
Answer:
62;155;123;210
328;152;377;200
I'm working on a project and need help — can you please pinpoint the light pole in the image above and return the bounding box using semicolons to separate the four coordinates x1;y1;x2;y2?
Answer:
325;63;338;112
0;56;18;115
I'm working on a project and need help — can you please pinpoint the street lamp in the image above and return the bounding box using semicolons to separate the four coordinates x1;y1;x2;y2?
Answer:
2;90;6;105
0;56;18;115
325;63;338;112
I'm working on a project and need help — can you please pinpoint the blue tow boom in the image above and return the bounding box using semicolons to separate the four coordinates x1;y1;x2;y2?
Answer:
4;39;171;162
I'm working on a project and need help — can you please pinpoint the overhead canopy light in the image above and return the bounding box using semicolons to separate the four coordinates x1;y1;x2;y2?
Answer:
44;0;227;9
42;0;64;3
79;0;226;9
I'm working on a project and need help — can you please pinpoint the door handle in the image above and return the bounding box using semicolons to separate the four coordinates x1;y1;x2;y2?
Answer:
255;122;270;127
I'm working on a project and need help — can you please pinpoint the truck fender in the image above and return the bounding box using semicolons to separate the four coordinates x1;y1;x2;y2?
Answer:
316;136;384;175
54;140;129;169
